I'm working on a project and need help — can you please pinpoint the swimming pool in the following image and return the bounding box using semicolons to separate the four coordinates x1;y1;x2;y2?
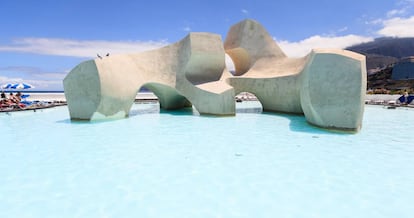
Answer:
1;102;413;218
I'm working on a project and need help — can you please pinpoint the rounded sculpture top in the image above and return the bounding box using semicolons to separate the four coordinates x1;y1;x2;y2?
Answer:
224;19;286;74
180;33;226;85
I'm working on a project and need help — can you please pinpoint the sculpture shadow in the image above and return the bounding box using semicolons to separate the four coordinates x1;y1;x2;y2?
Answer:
159;107;197;116
262;111;349;135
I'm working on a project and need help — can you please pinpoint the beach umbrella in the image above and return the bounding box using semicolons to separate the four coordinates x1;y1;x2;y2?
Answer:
10;83;35;89
1;83;14;89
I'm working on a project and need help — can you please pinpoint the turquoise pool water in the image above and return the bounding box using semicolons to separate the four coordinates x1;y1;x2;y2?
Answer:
1;102;414;218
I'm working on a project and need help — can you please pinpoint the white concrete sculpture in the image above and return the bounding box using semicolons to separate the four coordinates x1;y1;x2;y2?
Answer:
64;19;366;131
225;20;366;131
64;33;235;120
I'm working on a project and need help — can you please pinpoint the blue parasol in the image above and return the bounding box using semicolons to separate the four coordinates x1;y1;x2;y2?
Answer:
1;83;14;90
10;83;35;89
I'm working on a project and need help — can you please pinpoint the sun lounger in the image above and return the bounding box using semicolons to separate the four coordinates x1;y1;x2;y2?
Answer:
398;95;406;103
408;96;414;104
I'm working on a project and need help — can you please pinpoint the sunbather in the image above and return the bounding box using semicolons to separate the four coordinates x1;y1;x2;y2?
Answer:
0;97;13;109
9;92;20;103
15;91;22;102
0;92;25;110
1;92;12;105
1;91;6;100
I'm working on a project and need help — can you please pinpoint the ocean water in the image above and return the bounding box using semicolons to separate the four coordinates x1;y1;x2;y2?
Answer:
1;102;413;218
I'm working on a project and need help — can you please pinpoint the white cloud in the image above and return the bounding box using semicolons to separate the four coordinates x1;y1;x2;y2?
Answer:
0;66;41;73
377;16;414;37
276;35;374;57
241;9;249;15
397;0;414;8
361;0;414;37
387;9;406;17
0;38;169;58
364;0;414;37
32;72;66;80
0;76;19;83
337;26;348;33
0;75;62;91
0;66;72;91
365;18;383;25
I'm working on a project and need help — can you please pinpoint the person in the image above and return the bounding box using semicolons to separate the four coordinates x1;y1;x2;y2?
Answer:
9;92;18;103
15;91;22;102
1;92;15;108
0;92;25;109
398;90;410;104
0;91;8;106
1;91;6;100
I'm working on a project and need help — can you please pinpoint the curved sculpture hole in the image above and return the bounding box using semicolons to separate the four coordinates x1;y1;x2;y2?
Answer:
225;53;236;75
235;92;263;113
225;48;251;76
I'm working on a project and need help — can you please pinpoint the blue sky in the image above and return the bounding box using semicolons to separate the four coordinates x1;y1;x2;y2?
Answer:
1;0;414;91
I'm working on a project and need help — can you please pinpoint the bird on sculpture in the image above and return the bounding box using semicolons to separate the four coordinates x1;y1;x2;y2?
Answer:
97;54;102;59
106;53;110;57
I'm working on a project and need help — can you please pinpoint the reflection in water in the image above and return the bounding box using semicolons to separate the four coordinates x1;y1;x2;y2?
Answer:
129;100;266;116
235;100;263;113
128;102;160;116
236;106;263;113
130;101;266;116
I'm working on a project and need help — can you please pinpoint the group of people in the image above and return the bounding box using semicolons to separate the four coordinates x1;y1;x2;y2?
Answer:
398;91;414;105
1;91;24;107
